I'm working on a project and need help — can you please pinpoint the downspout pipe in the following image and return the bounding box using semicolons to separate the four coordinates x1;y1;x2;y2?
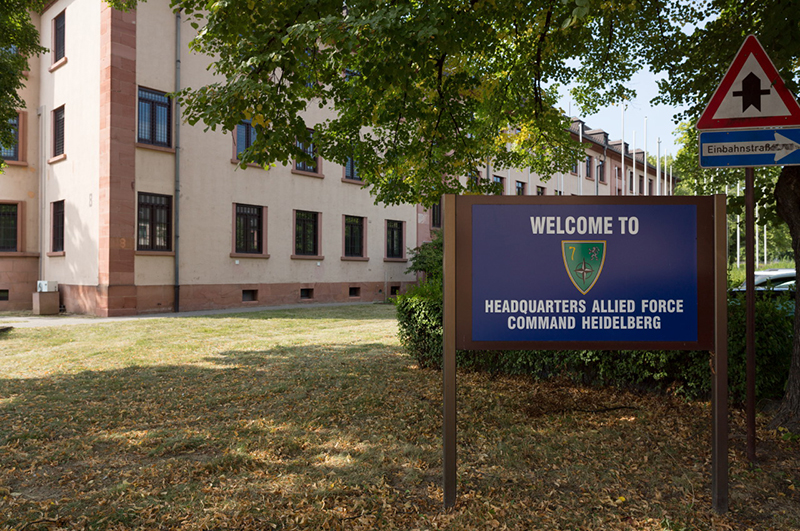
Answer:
174;9;181;312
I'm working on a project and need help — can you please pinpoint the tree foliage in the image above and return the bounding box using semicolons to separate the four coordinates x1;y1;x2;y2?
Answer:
170;0;681;207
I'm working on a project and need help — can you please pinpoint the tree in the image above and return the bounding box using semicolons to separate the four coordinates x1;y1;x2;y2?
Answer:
171;0;676;207
651;0;800;430
0;1;45;166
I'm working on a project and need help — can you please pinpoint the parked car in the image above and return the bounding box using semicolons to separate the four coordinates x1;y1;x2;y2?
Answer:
735;268;796;291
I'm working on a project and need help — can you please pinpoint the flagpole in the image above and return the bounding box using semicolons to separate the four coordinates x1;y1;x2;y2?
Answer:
632;130;636;195
579;121;583;195
621;103;625;196
644;117;648;195
657;138;661;195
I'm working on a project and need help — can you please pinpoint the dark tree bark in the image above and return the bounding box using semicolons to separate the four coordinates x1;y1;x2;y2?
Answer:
772;165;800;431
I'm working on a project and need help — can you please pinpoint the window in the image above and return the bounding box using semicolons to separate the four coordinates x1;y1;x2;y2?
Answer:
0;289;8;301
52;200;64;252
585;156;592;179
295;210;319;256
235;120;256;159
390;285;401;296
235;203;263;254
137;193;172;251
344;157;360;180
138;88;171;148
431;199;442;228
349;286;361;298
598;161;605;183
344;215;364;257
53;106;64;158
571;161;578;174
629;171;634;192
516;181;525;196
0;204;18;252
493;175;504;195
295;130;318;173
300;288;314;299
1;115;19;161
648;179;653;195
386;220;404;259
536;186;545;196
639;175;644;195
53;11;65;63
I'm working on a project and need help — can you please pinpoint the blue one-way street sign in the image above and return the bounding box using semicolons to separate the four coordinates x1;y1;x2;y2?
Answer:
699;128;800;168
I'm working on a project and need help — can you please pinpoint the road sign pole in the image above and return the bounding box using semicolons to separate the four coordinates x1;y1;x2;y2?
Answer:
745;167;757;463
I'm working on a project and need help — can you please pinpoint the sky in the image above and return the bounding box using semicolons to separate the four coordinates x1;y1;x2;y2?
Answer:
558;69;688;161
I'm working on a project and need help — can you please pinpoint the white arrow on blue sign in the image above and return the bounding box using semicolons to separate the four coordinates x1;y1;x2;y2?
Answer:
699;128;800;168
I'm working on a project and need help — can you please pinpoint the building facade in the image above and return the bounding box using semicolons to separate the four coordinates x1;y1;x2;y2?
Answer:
1;0;666;316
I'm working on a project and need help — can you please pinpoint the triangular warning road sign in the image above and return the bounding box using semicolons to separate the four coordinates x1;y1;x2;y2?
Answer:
697;35;800;130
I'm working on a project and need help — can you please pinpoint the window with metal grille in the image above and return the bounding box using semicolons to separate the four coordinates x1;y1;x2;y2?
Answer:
386;220;403;259
431;200;442;228
516;181;525;196
236;120;255;158
138;193;172;251
53;106;64;157
345;157;360;180
295;130;317;173
53;12;65;62
585;156;592;179
295;210;318;255
0;204;18;252
1;115;19;161
52;200;64;252
138;88;171;148
344;215;364;257
235;203;262;254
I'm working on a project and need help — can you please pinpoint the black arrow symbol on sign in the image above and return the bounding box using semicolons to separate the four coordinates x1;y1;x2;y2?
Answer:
732;72;771;112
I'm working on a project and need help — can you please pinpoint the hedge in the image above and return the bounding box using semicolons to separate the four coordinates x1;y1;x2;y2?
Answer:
395;282;793;403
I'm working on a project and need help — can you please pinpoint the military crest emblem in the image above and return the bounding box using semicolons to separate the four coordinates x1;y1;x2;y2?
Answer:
562;241;606;295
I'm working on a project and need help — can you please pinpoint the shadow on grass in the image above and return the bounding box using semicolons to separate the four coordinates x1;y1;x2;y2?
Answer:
0;342;442;529
1;342;799;530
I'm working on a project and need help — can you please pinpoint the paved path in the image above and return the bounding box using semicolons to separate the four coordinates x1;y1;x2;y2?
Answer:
0;302;375;328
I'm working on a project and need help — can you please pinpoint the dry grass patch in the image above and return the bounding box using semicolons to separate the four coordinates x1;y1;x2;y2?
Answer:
0;304;797;530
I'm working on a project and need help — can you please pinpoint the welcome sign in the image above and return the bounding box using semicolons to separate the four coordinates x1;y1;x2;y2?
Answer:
452;196;716;351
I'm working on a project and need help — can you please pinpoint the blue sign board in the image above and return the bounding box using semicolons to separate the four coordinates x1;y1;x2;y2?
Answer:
699;128;800;168
470;203;700;343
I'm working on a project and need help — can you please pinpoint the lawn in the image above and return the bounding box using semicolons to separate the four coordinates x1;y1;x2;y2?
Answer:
0;304;797;530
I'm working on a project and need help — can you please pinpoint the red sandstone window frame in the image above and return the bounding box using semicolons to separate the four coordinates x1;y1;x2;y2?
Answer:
231;203;269;258
1;111;26;166
50;199;65;255
384;219;406;262
292;209;323;260
342;214;368;261
49;10;68;72
49;105;66;163
137;192;173;252
0;201;23;253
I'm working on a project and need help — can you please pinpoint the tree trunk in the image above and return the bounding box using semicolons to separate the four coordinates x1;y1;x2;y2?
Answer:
771;165;800;432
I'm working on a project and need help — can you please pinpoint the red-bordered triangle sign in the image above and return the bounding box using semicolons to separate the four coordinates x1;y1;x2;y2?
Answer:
697;35;800;130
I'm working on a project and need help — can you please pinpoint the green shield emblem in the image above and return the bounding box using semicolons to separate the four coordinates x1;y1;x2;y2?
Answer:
562;241;606;295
